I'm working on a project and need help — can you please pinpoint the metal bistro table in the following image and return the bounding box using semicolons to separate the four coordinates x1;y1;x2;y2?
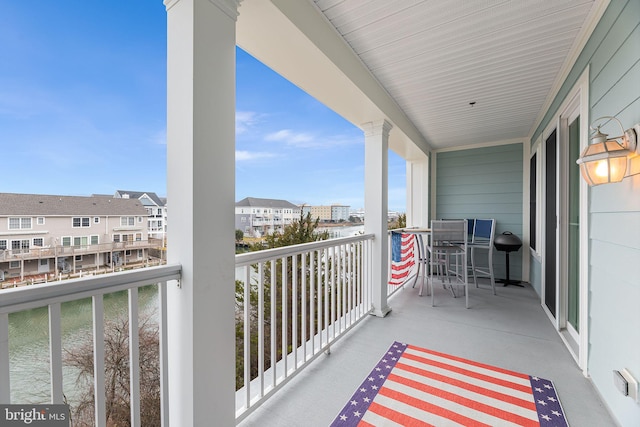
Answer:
399;228;431;296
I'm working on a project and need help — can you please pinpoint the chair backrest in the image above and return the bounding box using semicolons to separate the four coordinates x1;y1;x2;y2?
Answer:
431;219;467;245
472;219;495;244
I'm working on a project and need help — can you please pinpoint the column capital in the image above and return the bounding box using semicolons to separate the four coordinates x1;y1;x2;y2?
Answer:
165;0;242;21
362;119;393;138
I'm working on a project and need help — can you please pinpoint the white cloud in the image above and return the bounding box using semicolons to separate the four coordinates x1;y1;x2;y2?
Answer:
265;129;313;145
236;150;276;161
236;111;260;134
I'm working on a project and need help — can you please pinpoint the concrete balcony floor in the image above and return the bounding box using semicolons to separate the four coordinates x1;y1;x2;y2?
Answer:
238;279;616;427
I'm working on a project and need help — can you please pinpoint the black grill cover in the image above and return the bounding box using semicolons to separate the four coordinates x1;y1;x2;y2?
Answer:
494;231;522;252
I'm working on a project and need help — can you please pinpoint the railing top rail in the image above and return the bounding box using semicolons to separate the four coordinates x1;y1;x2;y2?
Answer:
235;233;374;266
0;264;181;314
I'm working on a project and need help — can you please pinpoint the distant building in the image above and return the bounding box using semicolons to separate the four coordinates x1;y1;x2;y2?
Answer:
304;204;351;222
0;193;155;281
235;197;301;237
331;205;350;222
114;190;167;244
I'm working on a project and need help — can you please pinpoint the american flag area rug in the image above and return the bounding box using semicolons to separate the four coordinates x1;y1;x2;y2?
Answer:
330;342;569;427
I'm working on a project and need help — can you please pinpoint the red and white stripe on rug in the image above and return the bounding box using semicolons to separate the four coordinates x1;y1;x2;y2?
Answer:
330;341;568;427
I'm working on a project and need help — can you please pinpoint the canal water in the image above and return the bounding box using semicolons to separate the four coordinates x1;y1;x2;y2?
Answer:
8;285;159;406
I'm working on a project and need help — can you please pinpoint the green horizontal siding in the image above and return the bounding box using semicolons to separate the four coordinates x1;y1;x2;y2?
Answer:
435;143;524;281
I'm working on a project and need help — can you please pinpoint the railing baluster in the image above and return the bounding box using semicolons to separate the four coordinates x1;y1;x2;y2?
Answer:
128;288;141;427
93;294;106;427
347;243;353;326
310;251;316;358
336;245;342;333
301;252;307;363
331;246;336;340
316;249;322;352
48;303;64;404
323;247;329;347
158;281;169;427
292;254;297;370
243;265;250;409
281;256;287;378
270;259;276;388
258;262;264;397
0;312;9;403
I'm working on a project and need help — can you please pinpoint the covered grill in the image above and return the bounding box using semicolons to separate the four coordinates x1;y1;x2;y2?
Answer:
493;232;523;286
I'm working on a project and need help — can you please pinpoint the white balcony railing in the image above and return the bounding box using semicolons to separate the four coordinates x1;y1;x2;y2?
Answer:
0;264;181;427
234;233;374;422
1;233;420;426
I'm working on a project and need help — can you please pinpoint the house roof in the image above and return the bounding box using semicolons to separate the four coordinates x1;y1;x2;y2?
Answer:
115;190;166;207
236;197;300;209
0;193;148;216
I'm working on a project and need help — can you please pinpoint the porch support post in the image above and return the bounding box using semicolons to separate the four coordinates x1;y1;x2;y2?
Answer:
363;119;392;317
165;0;238;425
406;153;430;228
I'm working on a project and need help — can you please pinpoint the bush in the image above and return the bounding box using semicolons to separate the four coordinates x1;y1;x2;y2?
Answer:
65;316;160;427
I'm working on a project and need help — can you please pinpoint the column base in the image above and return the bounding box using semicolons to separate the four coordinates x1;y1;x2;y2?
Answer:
370;306;392;318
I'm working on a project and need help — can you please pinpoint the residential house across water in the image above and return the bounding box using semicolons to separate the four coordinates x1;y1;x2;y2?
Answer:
235;197;301;237
0;193;156;283
114;190;168;244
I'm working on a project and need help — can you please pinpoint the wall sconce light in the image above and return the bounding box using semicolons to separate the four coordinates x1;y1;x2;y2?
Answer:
576;116;640;186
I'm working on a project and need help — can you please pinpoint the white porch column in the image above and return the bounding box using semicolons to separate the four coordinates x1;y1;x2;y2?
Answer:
165;0;238;426
363;120;392;317
406;153;430;228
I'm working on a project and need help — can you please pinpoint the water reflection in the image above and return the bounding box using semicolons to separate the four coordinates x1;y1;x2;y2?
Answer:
8;285;159;406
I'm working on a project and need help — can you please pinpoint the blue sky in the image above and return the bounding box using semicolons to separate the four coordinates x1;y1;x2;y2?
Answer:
0;1;406;212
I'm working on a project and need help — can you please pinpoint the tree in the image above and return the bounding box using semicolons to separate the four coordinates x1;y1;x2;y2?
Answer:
65;316;160;427
236;212;329;390
235;229;244;242
388;213;406;229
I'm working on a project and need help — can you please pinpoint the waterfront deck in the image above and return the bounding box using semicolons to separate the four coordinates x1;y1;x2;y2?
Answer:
238;279;616;427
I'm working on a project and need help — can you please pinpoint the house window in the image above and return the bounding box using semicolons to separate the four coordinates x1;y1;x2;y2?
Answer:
33;238;44;247
75;255;83;262
39;259;48;266
9;217;31;230
138;216;143;223
62;237;71;246
73;217;90;228
121;217;135;226
137;249;143;259
113;235;121;243
125;250;132;256
0;240;6;250
9;261;20;269
12;240;29;253
37;217;45;225
135;233;142;241
91;235;99;245
73;236;88;246
94;217;100;224
158;208;162;215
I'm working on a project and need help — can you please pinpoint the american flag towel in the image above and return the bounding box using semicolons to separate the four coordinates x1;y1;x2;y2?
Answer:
389;232;416;286
330;342;569;426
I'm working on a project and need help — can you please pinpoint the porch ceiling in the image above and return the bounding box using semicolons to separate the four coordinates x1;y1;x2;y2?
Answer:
237;0;607;155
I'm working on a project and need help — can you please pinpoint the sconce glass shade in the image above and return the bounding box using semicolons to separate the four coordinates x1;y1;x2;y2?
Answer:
576;139;629;186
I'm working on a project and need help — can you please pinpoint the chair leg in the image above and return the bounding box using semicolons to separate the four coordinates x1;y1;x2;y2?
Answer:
471;247;479;288
489;250;496;295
